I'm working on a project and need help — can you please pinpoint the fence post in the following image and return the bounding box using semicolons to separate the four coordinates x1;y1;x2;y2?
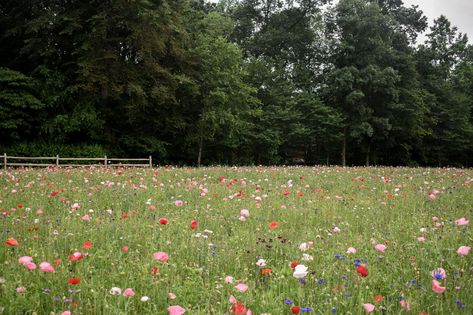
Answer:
56;155;60;167
104;155;107;167
3;153;6;170
149;155;152;168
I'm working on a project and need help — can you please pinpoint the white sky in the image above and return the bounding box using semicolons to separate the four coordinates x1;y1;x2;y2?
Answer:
207;0;472;43
403;0;472;43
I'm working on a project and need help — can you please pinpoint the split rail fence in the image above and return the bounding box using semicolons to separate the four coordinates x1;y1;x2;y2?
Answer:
1;154;152;169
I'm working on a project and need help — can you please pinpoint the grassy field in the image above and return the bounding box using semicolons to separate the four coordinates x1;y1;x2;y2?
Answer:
0;166;472;315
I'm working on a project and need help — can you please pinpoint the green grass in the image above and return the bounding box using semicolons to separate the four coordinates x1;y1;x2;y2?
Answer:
0;166;472;314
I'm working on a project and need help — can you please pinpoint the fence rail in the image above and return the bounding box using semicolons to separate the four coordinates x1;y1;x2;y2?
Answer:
1;153;152;169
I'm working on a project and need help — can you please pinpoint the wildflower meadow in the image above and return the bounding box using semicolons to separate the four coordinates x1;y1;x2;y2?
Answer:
1;166;472;314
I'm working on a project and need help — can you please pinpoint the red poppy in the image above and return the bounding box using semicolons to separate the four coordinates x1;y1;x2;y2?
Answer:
268;221;278;229
121;213;129;219
17;203;23;209
49;189;60;197
151;267;159;275
261;268;272;275
68;278;81;285
282;190;290;196
121;246;129;252
232;301;247;315
53;259;61;265
83;241;92;250
291;306;301;314
5;238;19;246
190;219;198;230
290;261;299;269
374;294;383;302
356;265;369;277
159;218;169;225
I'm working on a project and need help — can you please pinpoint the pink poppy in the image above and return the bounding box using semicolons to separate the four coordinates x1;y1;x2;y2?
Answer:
39;262;55;273
167;305;186;315
82;214;90;221
153;252;169;263
225;276;234;284
235;283;248;292
168;292;176;300
455;218;469;226
374;244;386;253
432;280;446;293
174;200;183;207
457;246;471;256
123;288;135;297
69;252;83;261
346;247;357;254
18;256;33;265
363;303;375;313
229;295;237;304
418;236;425;243
240;209;250;217
25;262;37;270
61;311;71;315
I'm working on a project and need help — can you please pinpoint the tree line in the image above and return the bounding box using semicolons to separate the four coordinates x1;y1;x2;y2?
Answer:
1;0;472;166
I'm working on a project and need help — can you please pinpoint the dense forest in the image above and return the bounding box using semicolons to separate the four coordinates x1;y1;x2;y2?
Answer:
1;0;472;166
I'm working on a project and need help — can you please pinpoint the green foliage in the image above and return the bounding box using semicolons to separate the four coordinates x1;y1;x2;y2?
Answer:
0;0;472;166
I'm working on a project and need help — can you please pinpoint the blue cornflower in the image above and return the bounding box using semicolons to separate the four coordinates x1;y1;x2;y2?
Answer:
331;307;337;313
343;293;351;298
284;298;294;305
301;307;314;312
434;273;444;280
299;278;306;284
317;278;325;285
456;300;465;309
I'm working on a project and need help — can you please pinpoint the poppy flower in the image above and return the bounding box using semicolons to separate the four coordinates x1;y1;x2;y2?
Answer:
53;259;61;265
39;262;55;273
232;301;246;315
69;252;83;261
261;268;272;275
83;241;92;250
455;218;469;226
123;288;135;297
457;246;471;256
363;303;375;313
153;252;169;263
235;283;248;292
159;218;169;225
190;219;198;230
432;280;446;293
291;306;301;314
5;238;19;247
268;221;278;229
374;244;386;253
174;200;183;207
168;305;186;315
290;261;299;269
68;278;81;285
356;265;369;277
374;294;383;302
121;246;129;252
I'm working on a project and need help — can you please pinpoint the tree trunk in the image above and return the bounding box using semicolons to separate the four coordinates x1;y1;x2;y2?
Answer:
341;127;347;167
197;136;203;167
365;141;371;167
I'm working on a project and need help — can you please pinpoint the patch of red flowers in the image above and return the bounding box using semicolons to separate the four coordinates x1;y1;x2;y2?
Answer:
232;301;247;315
268;221;279;229
291;306;301;314
83;241;92;250
68;278;81;285
290;261;299;269
190;219;198;230
356;265;369;277
159;218;169;225
5;238;19;246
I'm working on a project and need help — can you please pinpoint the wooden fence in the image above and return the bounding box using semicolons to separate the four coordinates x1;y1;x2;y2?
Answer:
1;154;152;169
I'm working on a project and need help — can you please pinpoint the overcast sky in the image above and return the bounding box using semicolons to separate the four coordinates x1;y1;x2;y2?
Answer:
403;0;472;43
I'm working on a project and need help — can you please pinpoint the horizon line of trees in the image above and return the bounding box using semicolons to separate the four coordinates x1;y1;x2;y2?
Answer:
1;0;472;166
